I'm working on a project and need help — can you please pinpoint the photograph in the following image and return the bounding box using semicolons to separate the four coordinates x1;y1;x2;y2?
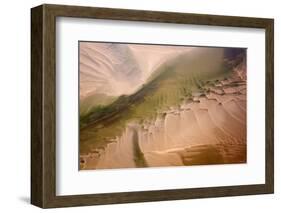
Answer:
29;3;274;208
79;42;247;170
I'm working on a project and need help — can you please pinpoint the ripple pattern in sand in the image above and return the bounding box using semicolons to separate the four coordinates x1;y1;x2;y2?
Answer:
81;71;247;169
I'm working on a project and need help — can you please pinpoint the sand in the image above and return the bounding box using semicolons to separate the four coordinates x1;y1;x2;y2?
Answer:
80;65;247;170
80;42;193;99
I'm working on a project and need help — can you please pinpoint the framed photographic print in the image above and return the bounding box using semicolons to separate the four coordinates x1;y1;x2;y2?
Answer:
31;4;274;208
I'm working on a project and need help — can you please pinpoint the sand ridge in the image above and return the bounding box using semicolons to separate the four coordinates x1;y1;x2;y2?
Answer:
80;64;247;169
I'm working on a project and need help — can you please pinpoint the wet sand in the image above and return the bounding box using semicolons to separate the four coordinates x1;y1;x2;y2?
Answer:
80;65;247;170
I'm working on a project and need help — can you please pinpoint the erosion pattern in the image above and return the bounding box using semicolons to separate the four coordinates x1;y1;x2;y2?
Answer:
80;61;246;169
80;42;192;98
79;42;193;118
